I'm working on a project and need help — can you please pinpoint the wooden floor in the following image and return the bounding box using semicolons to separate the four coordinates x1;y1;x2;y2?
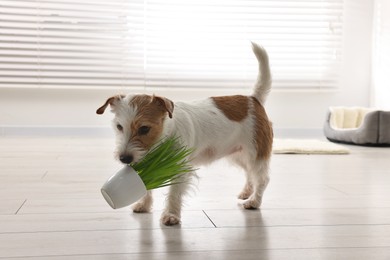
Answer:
1;136;390;259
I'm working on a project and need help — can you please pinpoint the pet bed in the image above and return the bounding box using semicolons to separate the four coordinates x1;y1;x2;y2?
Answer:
323;107;390;146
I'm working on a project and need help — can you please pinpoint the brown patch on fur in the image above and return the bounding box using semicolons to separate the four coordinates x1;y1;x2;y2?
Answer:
131;95;174;118
96;94;125;114
128;95;171;151
130;95;153;110
212;95;249;122
202;146;216;158
251;97;273;160
153;96;174;118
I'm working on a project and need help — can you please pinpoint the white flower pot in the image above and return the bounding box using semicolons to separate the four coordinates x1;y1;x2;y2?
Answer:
101;165;147;209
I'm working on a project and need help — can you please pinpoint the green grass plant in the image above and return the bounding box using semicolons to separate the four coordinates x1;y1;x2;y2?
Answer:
131;137;195;190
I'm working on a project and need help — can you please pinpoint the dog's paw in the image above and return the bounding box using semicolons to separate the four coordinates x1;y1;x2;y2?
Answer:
238;190;252;200
132;202;151;213
161;212;181;226
242;199;261;210
238;185;253;200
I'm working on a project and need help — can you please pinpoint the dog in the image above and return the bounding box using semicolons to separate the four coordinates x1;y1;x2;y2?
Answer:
96;43;273;226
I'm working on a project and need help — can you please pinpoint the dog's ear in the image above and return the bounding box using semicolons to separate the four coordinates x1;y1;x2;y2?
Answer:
152;96;174;118
96;95;125;114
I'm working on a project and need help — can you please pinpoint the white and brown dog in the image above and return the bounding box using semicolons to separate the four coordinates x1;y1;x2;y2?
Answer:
97;43;273;226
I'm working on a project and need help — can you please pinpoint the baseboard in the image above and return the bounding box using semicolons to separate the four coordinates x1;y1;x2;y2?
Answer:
273;128;324;138
1;126;323;139
0;126;114;137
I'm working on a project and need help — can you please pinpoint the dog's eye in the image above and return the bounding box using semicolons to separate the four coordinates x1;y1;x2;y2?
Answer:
138;126;151;135
116;124;123;131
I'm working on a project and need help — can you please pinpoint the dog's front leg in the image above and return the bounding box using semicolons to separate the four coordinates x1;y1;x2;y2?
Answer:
161;173;193;226
132;190;153;213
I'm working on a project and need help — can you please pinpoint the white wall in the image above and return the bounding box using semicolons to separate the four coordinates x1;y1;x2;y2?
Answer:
0;0;374;136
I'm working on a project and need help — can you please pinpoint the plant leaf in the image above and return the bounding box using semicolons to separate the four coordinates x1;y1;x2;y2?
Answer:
131;137;195;190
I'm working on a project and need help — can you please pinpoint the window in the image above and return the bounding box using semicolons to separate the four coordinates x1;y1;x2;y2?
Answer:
372;0;390;108
0;0;344;91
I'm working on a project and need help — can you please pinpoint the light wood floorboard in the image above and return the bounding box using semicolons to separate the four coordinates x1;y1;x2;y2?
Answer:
1;136;390;259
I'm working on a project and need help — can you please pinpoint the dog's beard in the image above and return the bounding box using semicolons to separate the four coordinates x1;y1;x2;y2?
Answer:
130;148;147;163
115;140;147;164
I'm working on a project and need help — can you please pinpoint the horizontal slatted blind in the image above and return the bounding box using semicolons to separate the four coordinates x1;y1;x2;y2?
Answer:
0;0;343;90
0;0;143;89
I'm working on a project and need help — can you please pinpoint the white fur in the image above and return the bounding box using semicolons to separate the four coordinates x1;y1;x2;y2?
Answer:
251;43;272;105
103;43;272;226
164;99;256;163
111;97;147;162
156;99;265;225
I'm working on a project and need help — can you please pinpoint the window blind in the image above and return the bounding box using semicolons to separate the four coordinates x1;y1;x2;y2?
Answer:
0;0;344;90
0;0;142;89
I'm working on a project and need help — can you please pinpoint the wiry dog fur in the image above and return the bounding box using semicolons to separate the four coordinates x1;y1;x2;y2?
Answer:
97;43;273;226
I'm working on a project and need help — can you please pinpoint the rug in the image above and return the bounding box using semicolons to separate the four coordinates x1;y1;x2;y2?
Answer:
272;138;350;154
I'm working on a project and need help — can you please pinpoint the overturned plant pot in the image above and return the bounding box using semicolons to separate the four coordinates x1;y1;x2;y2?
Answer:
101;137;195;209
101;165;146;209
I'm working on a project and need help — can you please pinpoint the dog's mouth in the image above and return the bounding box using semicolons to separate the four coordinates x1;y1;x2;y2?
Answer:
115;141;150;165
116;149;147;165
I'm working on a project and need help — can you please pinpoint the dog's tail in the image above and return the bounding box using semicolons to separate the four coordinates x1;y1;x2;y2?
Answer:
251;42;272;105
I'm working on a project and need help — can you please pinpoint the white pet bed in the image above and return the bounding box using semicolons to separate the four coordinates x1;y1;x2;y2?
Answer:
323;107;390;146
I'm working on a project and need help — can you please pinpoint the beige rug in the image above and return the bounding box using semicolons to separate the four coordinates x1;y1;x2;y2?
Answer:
273;139;350;154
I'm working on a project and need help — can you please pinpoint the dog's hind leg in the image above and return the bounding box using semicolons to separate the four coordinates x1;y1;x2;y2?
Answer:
242;159;270;209
229;154;254;200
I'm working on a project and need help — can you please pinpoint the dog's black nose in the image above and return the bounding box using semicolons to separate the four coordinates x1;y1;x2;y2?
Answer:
119;155;133;164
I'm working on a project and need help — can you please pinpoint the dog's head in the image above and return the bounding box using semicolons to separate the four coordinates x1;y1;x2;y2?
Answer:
97;94;174;164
